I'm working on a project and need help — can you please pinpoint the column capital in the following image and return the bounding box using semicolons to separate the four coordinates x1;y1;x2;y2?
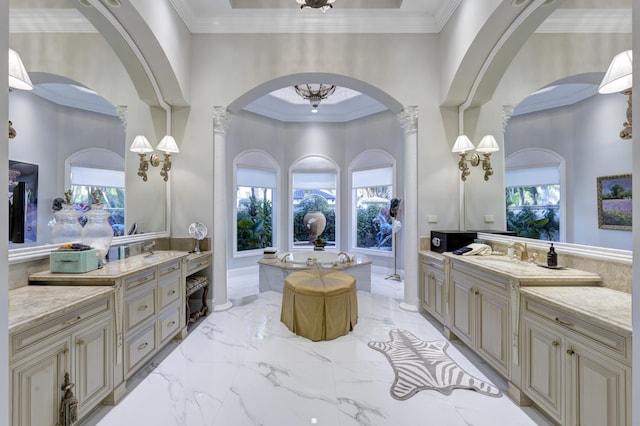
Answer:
398;106;418;133
116;105;127;131
212;106;231;133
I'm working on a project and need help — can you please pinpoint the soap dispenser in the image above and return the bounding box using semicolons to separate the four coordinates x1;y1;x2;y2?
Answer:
547;243;558;267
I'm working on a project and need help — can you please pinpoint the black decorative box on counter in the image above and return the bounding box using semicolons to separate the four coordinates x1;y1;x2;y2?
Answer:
430;231;477;253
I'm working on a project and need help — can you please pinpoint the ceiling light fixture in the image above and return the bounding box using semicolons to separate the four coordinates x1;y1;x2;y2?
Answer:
599;50;632;140
294;84;336;113
296;0;335;13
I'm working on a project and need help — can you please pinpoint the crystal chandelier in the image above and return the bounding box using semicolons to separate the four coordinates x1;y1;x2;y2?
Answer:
294;84;336;113
296;0;336;13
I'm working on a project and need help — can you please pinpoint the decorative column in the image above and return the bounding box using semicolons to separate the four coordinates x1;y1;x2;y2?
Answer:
398;106;419;312
212;106;232;311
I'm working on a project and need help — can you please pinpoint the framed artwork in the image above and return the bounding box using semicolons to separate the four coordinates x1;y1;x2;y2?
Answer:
597;174;632;230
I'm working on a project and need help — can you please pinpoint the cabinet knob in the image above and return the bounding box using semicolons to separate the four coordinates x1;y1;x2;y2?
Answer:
138;304;149;311
168;290;176;295
138;342;149;351
566;348;575;356
76;340;85;346
552;341;559;347
474;290;480;295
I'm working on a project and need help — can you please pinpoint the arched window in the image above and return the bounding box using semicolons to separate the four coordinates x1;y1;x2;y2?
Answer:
233;150;279;256
290;156;338;250
66;148;125;236
505;148;565;242
349;150;396;254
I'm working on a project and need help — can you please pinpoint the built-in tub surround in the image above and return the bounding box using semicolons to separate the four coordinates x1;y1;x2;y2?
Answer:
258;251;372;292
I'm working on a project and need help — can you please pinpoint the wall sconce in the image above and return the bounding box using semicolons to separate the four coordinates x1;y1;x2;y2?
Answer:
129;135;179;182
8;48;33;139
598;50;632;140
452;134;500;181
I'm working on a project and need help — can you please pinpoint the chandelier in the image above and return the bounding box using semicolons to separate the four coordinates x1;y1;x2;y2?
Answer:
296;0;335;13
294;84;336;113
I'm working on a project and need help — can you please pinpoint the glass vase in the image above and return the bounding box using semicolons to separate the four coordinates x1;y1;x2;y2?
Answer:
80;203;113;266
51;203;83;244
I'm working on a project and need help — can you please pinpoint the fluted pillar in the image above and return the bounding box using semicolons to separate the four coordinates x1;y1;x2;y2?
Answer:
398;106;419;312
212;106;232;311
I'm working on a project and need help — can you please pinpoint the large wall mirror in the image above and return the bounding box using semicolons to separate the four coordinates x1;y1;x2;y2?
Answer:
9;0;168;260
463;0;631;253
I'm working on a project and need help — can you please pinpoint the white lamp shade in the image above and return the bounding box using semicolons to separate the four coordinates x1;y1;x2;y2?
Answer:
599;50;633;94
8;48;33;90
129;135;154;153
475;135;500;153
157;135;180;153
451;135;475;153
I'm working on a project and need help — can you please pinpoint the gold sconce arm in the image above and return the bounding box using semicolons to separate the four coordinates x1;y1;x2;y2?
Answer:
480;153;494;181
136;153;151;182
159;153;172;182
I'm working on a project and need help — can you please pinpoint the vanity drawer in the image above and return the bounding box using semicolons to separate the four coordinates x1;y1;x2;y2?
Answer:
157;303;181;344
124;287;156;333
124;324;156;376
159;259;182;279
124;267;157;293
187;254;211;276
158;275;181;310
523;298;630;365
10;296;111;361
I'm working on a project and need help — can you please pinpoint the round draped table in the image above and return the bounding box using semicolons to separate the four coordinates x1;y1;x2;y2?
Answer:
280;270;358;341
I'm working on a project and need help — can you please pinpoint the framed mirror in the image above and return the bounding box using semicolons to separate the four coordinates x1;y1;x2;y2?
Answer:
463;2;631;253
8;0;168;262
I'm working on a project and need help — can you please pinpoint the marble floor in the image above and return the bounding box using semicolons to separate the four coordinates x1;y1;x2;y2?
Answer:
84;271;552;426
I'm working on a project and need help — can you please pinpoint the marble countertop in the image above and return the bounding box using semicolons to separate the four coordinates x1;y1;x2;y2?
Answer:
29;250;189;284
9;285;114;334
442;252;602;285
258;255;372;271
520;286;631;336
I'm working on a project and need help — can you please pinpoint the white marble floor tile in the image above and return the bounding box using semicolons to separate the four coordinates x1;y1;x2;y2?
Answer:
86;273;553;426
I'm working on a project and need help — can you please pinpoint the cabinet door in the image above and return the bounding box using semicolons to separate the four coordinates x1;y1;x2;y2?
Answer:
420;260;435;313
566;338;630;426
522;318;563;423
11;340;69;426
432;269;447;324
476;287;510;376
450;276;474;346
73;315;113;414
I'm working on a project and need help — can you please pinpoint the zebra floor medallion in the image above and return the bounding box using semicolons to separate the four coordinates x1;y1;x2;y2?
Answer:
368;329;502;400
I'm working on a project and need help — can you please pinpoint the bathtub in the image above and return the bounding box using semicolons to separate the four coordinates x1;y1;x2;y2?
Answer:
258;251;372;293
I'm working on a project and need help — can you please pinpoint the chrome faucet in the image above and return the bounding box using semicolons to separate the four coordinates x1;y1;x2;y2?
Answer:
279;252;293;263
142;241;155;256
337;251;352;263
508;241;528;261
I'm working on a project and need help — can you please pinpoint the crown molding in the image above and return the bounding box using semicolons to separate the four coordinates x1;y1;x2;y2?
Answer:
10;9;97;33
536;9;631;33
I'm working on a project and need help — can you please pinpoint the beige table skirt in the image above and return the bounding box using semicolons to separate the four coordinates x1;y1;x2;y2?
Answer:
281;271;358;341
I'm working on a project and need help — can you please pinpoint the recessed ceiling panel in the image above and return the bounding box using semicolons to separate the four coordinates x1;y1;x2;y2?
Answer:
230;0;402;9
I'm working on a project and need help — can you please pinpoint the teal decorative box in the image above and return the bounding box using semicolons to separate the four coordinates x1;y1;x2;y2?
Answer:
50;249;99;273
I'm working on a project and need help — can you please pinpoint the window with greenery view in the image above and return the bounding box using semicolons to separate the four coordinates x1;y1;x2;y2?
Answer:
236;167;275;252
292;172;336;248
506;165;560;241
70;166;125;236
353;167;393;251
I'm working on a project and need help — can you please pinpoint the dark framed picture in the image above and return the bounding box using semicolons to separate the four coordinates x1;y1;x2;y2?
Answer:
597;174;632;230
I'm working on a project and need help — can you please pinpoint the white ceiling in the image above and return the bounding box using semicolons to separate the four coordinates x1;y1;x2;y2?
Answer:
8;0;631;122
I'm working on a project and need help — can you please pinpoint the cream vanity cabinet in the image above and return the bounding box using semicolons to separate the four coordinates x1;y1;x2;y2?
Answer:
521;287;632;426
449;259;511;377
419;252;448;325
9;286;114;426
29;251;189;403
